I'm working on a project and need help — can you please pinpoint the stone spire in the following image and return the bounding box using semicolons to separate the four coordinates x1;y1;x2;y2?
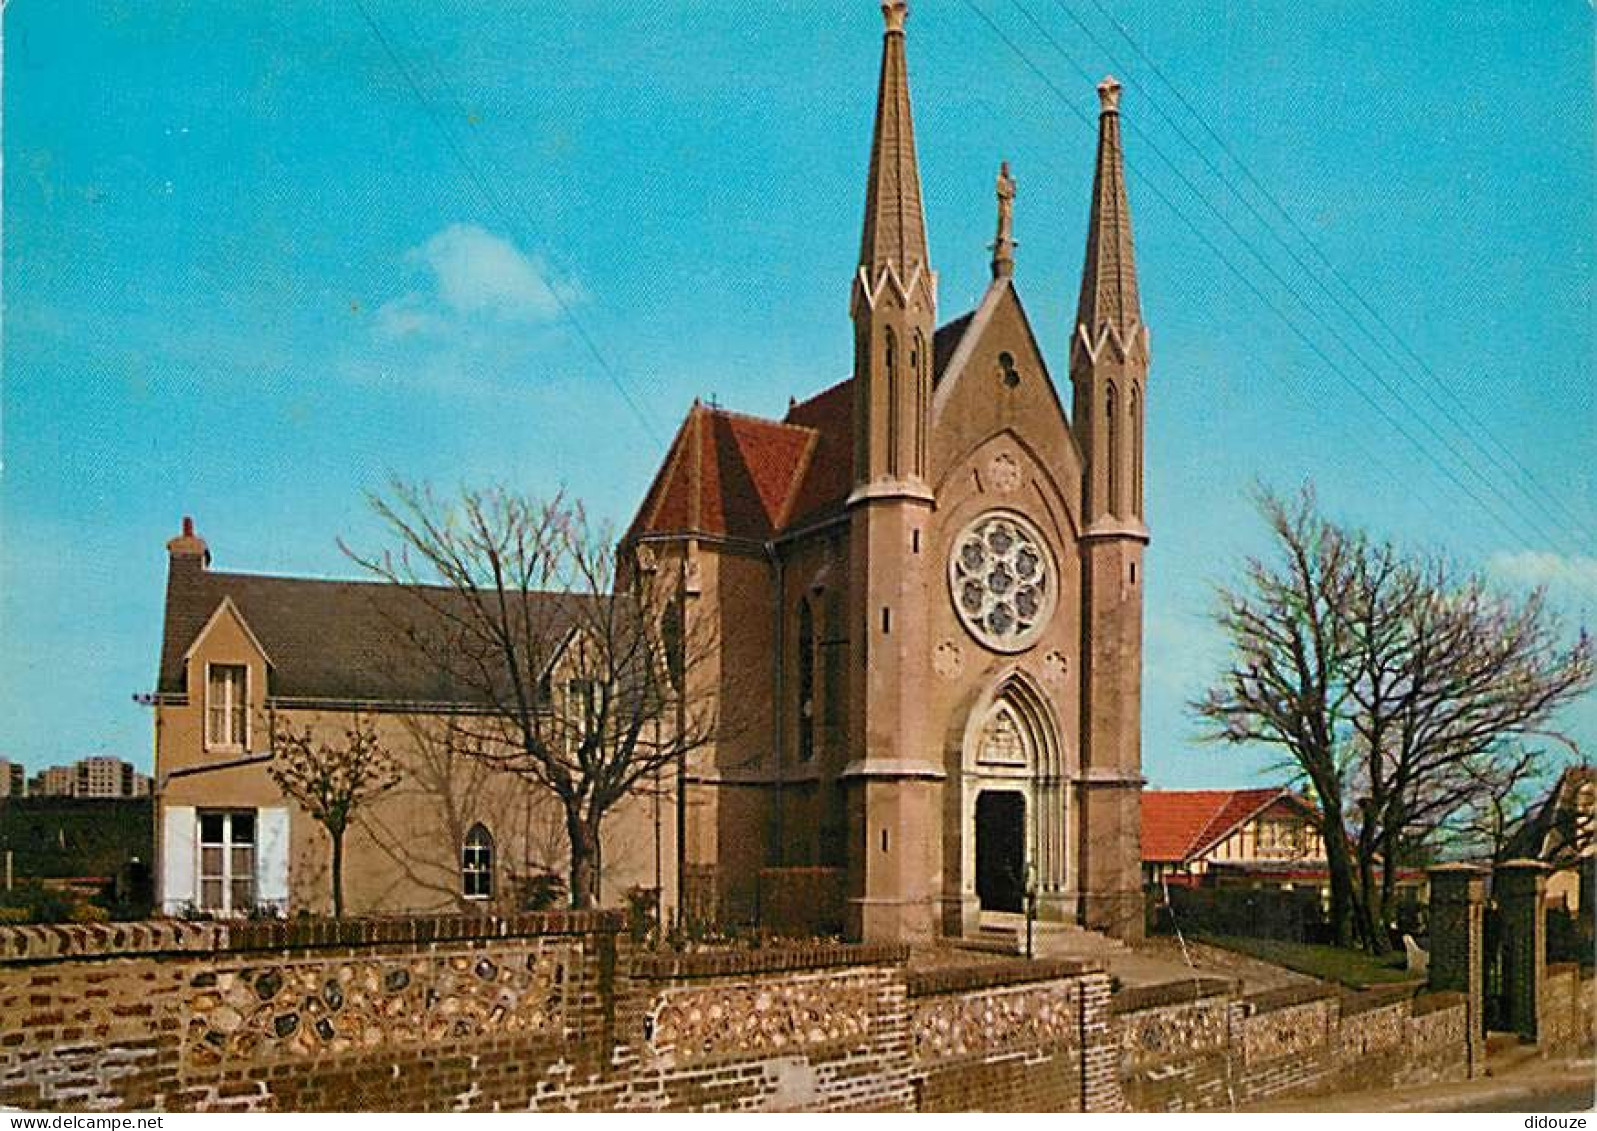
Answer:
991;160;1016;279
1074;77;1142;355
855;0;932;308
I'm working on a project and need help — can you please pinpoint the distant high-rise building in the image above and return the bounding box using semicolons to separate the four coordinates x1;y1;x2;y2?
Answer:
27;756;148;799
76;756;136;799
0;759;24;798
30;765;77;798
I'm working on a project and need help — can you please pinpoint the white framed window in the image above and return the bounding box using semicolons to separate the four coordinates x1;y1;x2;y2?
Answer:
1256;818;1301;858
198;810;256;914
462;823;494;900
206;663;249;750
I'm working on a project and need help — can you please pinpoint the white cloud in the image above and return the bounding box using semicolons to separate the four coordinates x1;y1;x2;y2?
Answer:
374;223;582;341
1487;551;1597;598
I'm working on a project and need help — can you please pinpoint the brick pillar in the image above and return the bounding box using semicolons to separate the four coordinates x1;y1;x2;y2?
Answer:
1078;968;1124;1111
1495;859;1551;1044
1428;863;1487;1076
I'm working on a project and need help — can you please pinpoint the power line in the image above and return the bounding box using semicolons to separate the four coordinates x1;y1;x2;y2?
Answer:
349;1;662;446
935;80;1420;498
1065;0;1596;545
1004;0;1583;559
958;0;1569;558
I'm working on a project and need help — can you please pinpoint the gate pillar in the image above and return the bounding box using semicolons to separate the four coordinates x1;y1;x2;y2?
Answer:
1428;862;1487;1076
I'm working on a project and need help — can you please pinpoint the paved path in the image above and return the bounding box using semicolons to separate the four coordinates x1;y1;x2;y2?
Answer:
1246;1057;1595;1113
1100;936;1316;993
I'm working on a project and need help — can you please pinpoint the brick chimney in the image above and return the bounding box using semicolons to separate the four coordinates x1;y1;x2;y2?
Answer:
165;515;210;569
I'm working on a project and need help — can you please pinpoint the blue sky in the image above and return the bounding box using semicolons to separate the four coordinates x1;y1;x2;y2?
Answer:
3;1;1592;786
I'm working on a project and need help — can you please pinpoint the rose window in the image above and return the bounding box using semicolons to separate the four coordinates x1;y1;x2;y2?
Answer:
948;512;1056;652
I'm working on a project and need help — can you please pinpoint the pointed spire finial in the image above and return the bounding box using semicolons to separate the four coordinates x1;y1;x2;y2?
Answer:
855;0;931;300
1075;75;1140;347
991;160;1017;279
1097;75;1122;114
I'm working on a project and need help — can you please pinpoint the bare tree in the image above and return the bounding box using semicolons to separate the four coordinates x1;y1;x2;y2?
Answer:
1192;486;1366;946
269;715;401;917
1196;485;1594;952
1441;746;1547;868
1343;540;1592;946
344;484;722;910
360;714;540;913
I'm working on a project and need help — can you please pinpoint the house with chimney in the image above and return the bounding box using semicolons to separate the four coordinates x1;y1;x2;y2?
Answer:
154;2;1154;944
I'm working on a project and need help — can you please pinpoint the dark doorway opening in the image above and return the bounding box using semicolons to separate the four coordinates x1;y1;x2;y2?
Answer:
975;790;1027;913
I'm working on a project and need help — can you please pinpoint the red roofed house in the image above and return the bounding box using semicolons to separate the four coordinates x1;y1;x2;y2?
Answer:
156;5;1153;944
1142;788;1327;890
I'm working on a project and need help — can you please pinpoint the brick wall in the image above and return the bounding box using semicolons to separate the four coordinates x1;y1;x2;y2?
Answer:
0;913;620;1112
1114;983;1236;1111
905;959;1109;1112
1112;980;1468;1112
0;916;1480;1113
1539;964;1597;1050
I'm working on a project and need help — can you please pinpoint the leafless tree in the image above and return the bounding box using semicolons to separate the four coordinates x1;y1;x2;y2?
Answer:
344;483;723;910
1344;540;1592;946
1192;486;1366;946
360;714;539;913
1196;485;1593;952
1441;747;1546;868
269;714;401;917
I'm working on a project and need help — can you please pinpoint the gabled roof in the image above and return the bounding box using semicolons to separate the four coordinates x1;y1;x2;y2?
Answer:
624;405;817;543
1141;787;1315;864
1507;764;1596;865
625;313;975;543
158;566;602;705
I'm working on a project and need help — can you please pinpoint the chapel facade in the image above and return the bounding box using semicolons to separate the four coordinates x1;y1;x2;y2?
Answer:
151;2;1149;944
619;1;1149;942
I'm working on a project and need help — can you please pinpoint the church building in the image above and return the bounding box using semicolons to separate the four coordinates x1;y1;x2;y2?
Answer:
619;1;1149;942
152;2;1149;945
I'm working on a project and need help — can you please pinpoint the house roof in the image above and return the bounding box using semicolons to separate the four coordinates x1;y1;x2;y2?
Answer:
158;564;602;705
1507;764;1596;866
625;313;974;544
1141;787;1313;864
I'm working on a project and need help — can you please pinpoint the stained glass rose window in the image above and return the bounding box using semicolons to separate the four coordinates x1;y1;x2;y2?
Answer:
947;511;1055;652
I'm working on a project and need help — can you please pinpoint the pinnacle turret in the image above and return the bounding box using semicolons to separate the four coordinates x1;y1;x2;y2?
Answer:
1075;76;1142;355
855;0;933;310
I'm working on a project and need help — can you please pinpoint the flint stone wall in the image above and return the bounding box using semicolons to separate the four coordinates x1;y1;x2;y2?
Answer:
0;916;1487;1113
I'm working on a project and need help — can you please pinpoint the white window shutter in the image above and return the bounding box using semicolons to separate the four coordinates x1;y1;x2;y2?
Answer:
162;806;196;915
257;807;290;911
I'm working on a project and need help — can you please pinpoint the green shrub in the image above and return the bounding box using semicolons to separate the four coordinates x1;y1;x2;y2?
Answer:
0;880;78;924
513;870;567;912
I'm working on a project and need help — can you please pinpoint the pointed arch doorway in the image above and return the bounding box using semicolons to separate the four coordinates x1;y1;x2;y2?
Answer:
952;674;1076;934
975;790;1026;913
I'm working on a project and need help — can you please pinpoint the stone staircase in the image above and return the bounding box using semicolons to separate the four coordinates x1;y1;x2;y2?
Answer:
958;912;1129;959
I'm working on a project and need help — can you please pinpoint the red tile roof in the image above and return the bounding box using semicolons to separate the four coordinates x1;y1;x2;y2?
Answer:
626;405;816;542
782;378;853;530
627;314;978;544
1142;788;1312;863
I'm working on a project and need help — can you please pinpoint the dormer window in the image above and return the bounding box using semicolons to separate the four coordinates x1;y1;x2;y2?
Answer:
206;664;248;750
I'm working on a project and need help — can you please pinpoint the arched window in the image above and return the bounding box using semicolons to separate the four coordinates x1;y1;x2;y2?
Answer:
462;824;494;900
912;330;927;476
1106;383;1120;515
1131;384;1143;518
797;600;816;762
853;325;870;476
885;328;900;476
